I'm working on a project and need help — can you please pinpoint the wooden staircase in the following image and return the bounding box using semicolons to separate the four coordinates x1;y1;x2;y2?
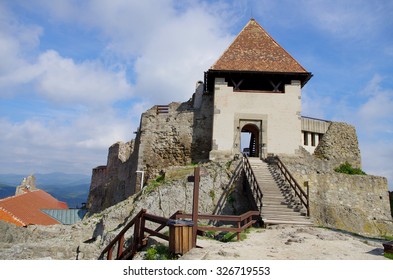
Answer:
247;158;312;226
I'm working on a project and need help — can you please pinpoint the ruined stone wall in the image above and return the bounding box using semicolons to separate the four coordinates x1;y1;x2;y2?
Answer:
136;102;194;182
87;141;137;213
87;93;213;213
15;175;37;195
314;122;361;168
136;95;213;183
280;124;393;237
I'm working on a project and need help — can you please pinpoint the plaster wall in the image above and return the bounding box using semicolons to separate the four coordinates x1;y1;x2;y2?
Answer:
210;78;302;160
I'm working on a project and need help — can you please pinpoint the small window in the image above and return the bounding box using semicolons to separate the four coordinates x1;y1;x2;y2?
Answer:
318;133;323;142
303;132;308;146
311;133;316;147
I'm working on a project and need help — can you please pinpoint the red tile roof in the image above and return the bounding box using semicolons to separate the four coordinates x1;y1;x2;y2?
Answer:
0;190;68;226
210;19;308;73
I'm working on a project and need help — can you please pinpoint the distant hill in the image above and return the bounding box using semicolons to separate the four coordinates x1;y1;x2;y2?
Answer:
0;173;91;208
0;183;15;198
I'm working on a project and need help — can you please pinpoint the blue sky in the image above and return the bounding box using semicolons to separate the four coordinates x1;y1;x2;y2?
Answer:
0;0;392;190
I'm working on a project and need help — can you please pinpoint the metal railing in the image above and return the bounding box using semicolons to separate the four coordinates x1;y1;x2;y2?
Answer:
242;154;263;212
275;156;310;216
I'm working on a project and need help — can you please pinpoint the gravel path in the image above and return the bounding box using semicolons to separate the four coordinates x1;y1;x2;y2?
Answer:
181;225;388;260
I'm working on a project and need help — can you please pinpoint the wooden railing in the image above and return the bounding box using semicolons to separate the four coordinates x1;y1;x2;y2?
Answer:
242;154;263;212
99;208;260;260
99;209;180;260
175;210;260;241
275;156;310;216
156;105;169;114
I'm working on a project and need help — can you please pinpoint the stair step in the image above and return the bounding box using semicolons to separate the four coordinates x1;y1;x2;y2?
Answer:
263;219;313;225
262;207;302;212
244;157;313;226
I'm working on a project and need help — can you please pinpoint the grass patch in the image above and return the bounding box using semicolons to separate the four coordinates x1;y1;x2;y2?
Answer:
384;252;393;260
209;190;215;201
143;174;165;194
381;235;393;241
334;162;366;175
202;227;252;242
225;160;233;170
144;244;174;260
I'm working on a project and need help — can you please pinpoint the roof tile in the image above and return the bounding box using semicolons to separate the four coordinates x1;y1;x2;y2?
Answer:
210;19;308;73
0;190;68;226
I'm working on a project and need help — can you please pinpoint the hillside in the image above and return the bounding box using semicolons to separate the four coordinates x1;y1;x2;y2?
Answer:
0;184;15;198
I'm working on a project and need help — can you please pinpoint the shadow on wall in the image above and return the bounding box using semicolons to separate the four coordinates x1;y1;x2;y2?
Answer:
211;160;255;222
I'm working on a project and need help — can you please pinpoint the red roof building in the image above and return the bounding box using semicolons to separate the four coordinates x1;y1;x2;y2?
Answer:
0;189;68;226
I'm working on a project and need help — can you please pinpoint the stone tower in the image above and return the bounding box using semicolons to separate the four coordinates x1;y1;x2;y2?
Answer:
205;19;312;160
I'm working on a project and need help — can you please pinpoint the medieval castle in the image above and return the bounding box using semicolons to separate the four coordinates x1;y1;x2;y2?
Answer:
87;19;392;237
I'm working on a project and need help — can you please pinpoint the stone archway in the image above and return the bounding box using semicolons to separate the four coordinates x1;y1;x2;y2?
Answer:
241;123;260;157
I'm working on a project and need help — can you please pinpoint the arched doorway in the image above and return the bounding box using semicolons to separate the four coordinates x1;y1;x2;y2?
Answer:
241;124;259;157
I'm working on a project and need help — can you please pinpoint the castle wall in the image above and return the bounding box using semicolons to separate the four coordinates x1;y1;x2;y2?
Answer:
314;122;362;168
136;95;213;183
309;173;392;237
87;141;137;213
280;125;392;237
210;78;302;160
86;93;214;214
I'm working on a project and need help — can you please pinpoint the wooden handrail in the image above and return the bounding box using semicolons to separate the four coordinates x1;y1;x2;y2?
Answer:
242;154;263;212
275;156;310;216
175;211;259;222
175;210;260;241
100;208;261;259
99;208;146;260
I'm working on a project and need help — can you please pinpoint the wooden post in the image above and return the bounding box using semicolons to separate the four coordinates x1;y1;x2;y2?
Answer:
304;181;310;216
192;167;200;248
117;235;124;258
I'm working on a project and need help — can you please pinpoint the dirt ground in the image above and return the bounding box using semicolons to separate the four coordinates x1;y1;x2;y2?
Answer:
180;224;388;260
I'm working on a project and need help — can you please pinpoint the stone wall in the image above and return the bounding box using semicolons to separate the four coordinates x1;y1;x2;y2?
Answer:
15;175;37;195
87;141;137;213
280;125;393;237
87;93;213;214
136;102;194;182
314;122;361;169
136;96;213;183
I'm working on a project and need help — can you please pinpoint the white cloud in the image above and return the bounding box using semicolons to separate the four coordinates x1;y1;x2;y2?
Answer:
34;50;132;104
24;1;234;104
356;75;393;135
133;8;232;103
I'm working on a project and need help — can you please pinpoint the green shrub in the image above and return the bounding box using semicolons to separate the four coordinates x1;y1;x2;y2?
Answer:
144;174;165;194
334;162;366;175
384;252;393;260
145;244;171;260
209;190;215;201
